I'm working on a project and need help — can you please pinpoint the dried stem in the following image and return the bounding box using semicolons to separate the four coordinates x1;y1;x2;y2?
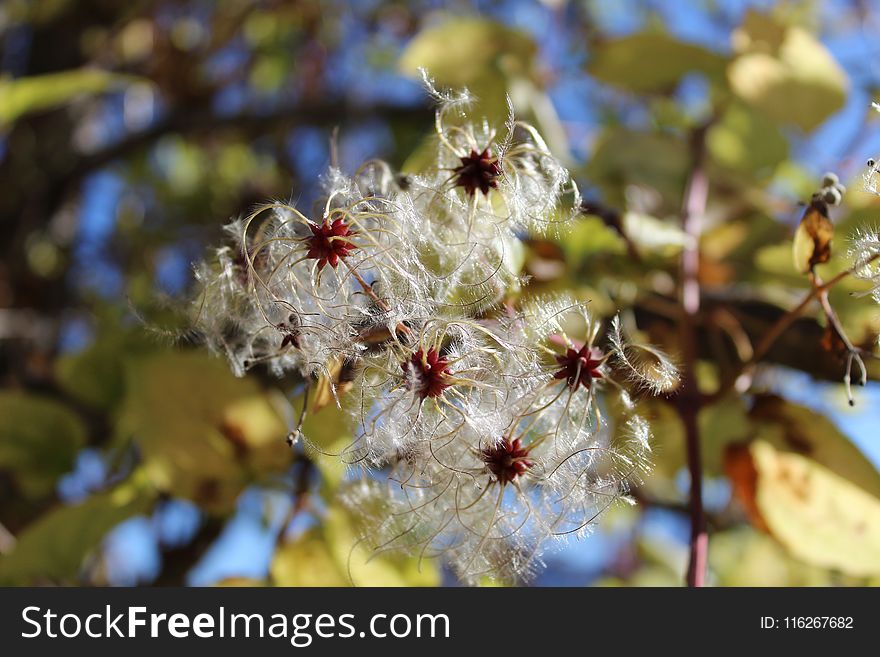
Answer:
813;271;868;406
342;259;413;338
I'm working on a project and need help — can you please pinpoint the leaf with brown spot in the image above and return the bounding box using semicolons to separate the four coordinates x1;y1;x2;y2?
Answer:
726;440;880;576
748;395;880;498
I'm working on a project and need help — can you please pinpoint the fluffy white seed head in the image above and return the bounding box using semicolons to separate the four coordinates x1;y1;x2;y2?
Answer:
187;80;676;584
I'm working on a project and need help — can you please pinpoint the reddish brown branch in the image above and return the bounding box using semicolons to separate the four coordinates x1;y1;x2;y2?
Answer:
679;124;711;588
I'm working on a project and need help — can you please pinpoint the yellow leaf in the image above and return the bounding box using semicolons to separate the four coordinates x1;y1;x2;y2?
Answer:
324;504;440;587
709;526;832;586
748;395;880;498
594;566;682;587
118;351;290;513
215;577;268;587
728;440;880;576
297;397;352;492
270;529;348;587
309;355;359;414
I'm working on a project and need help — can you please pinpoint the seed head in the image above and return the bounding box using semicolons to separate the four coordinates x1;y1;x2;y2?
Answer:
401;347;453;399
306;217;357;270
453;148;502;196
481;436;533;485
554;345;604;389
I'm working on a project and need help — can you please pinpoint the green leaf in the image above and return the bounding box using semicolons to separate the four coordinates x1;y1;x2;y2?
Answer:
622;212;692;255
0;392;87;498
271;502;440;587
400;18;537;119
299;402;352;493
707;101;788;177
118;351;290;513
55;329;153;411
728;12;848;131
629;395;750;498
560;215;627;261
709;526;832;586
585;127;689;209
728;440;880;576
270;529;349;587
324;503;440;587
754;241;803;282
0;69;135;126
588;32;726;93
0;470;155;584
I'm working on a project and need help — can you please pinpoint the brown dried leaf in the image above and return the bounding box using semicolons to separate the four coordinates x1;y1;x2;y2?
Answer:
792;200;833;274
724;443;769;532
310;355;355;414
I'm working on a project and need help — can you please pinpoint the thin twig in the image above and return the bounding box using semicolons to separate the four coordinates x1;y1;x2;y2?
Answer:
813;272;868;406
724;252;879;396
342;259;413;338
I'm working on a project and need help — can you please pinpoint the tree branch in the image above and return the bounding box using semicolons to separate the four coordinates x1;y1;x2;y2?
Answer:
70;102;431;191
723;252;880;398
678;123;711;588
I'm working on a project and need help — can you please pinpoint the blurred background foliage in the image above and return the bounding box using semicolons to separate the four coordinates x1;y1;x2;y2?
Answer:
2;0;880;587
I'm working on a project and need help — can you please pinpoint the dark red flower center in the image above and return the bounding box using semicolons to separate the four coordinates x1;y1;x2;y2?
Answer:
481;437;533;485
275;314;300;349
554;344;604;389
305;217;357;270
453;148;502;197
401;347;452;399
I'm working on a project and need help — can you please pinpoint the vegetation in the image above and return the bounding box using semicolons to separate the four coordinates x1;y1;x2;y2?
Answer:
2;0;880;587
